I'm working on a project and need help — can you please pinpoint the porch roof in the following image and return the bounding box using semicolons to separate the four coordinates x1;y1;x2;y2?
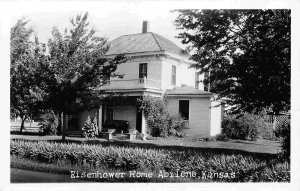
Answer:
166;86;213;97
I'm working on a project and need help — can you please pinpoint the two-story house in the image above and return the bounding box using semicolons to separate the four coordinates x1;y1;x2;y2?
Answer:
67;21;223;138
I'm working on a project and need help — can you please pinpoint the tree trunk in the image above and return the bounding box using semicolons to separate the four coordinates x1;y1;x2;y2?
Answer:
56;111;61;135
61;112;66;141
20;115;27;133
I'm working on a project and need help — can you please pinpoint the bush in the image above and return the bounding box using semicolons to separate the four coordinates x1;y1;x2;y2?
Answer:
215;133;228;141
275;121;290;159
82;116;98;138
138;96;187;137
222;113;266;140
38;110;59;135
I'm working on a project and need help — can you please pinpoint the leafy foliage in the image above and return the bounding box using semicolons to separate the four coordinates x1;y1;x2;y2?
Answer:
174;9;290;114
10;13;127;136
46;12;127;114
221;113;268;140
11;140;289;182
10;19;52;132
275;120;290;159
138;96;188;137
38;110;59;135
215;133;228;141
82;116;98;138
10;18;34;66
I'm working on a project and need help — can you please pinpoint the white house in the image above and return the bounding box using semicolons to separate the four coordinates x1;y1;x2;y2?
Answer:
66;21;223;137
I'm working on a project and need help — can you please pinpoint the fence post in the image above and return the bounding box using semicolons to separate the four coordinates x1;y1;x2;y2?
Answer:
272;115;277;139
273;115;277;130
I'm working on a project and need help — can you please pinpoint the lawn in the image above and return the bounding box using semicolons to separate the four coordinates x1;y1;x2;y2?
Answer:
10;134;288;183
10;134;281;154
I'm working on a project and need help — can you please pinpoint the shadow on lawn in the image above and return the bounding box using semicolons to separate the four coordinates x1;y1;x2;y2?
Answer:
10;131;44;136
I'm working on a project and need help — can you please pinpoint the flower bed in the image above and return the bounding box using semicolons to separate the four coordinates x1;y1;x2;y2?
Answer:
10;140;290;182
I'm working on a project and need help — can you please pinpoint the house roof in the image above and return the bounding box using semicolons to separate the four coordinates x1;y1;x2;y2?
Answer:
166;86;213;97
106;32;190;59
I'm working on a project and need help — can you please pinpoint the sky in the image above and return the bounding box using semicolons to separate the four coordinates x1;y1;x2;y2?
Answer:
10;3;187;50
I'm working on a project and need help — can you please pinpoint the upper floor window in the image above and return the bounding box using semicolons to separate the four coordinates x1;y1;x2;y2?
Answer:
171;65;176;85
139;63;148;79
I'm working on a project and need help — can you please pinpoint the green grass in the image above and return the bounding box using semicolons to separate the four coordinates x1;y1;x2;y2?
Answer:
11;134;281;154
10;139;289;182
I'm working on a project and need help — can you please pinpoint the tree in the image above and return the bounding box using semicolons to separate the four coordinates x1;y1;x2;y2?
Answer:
10;18;34;67
174;9;290;114
46;12;126;140
10;18;50;132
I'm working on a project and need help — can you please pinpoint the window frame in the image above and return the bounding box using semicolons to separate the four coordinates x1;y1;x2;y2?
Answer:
139;63;148;79
179;100;189;120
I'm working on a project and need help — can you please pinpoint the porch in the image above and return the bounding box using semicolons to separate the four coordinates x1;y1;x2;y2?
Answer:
63;96;148;137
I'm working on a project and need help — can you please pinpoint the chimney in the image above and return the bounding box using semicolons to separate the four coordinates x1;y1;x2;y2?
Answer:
142;20;150;33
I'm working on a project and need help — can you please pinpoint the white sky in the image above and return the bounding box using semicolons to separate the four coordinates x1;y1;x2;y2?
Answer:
10;3;187;49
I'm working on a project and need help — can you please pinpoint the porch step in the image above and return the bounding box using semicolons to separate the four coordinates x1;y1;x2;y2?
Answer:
65;130;84;137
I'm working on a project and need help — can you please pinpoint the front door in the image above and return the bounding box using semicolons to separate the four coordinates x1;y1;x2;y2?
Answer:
67;114;79;130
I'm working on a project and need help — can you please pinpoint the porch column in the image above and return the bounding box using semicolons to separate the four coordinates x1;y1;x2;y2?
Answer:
141;109;146;135
98;105;103;133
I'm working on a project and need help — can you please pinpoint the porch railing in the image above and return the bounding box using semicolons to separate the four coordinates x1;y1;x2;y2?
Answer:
99;77;161;90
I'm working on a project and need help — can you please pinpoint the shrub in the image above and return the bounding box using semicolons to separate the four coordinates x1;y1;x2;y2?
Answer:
222;113;266;140
167;113;188;132
138;96;187;137
38;110;59;135
82;116;98;138
275;120;290;159
215;133;228;141
202;136;216;142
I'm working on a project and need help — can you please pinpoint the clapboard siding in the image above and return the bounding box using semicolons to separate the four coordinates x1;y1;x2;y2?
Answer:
111;55;162;82
166;96;210;137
